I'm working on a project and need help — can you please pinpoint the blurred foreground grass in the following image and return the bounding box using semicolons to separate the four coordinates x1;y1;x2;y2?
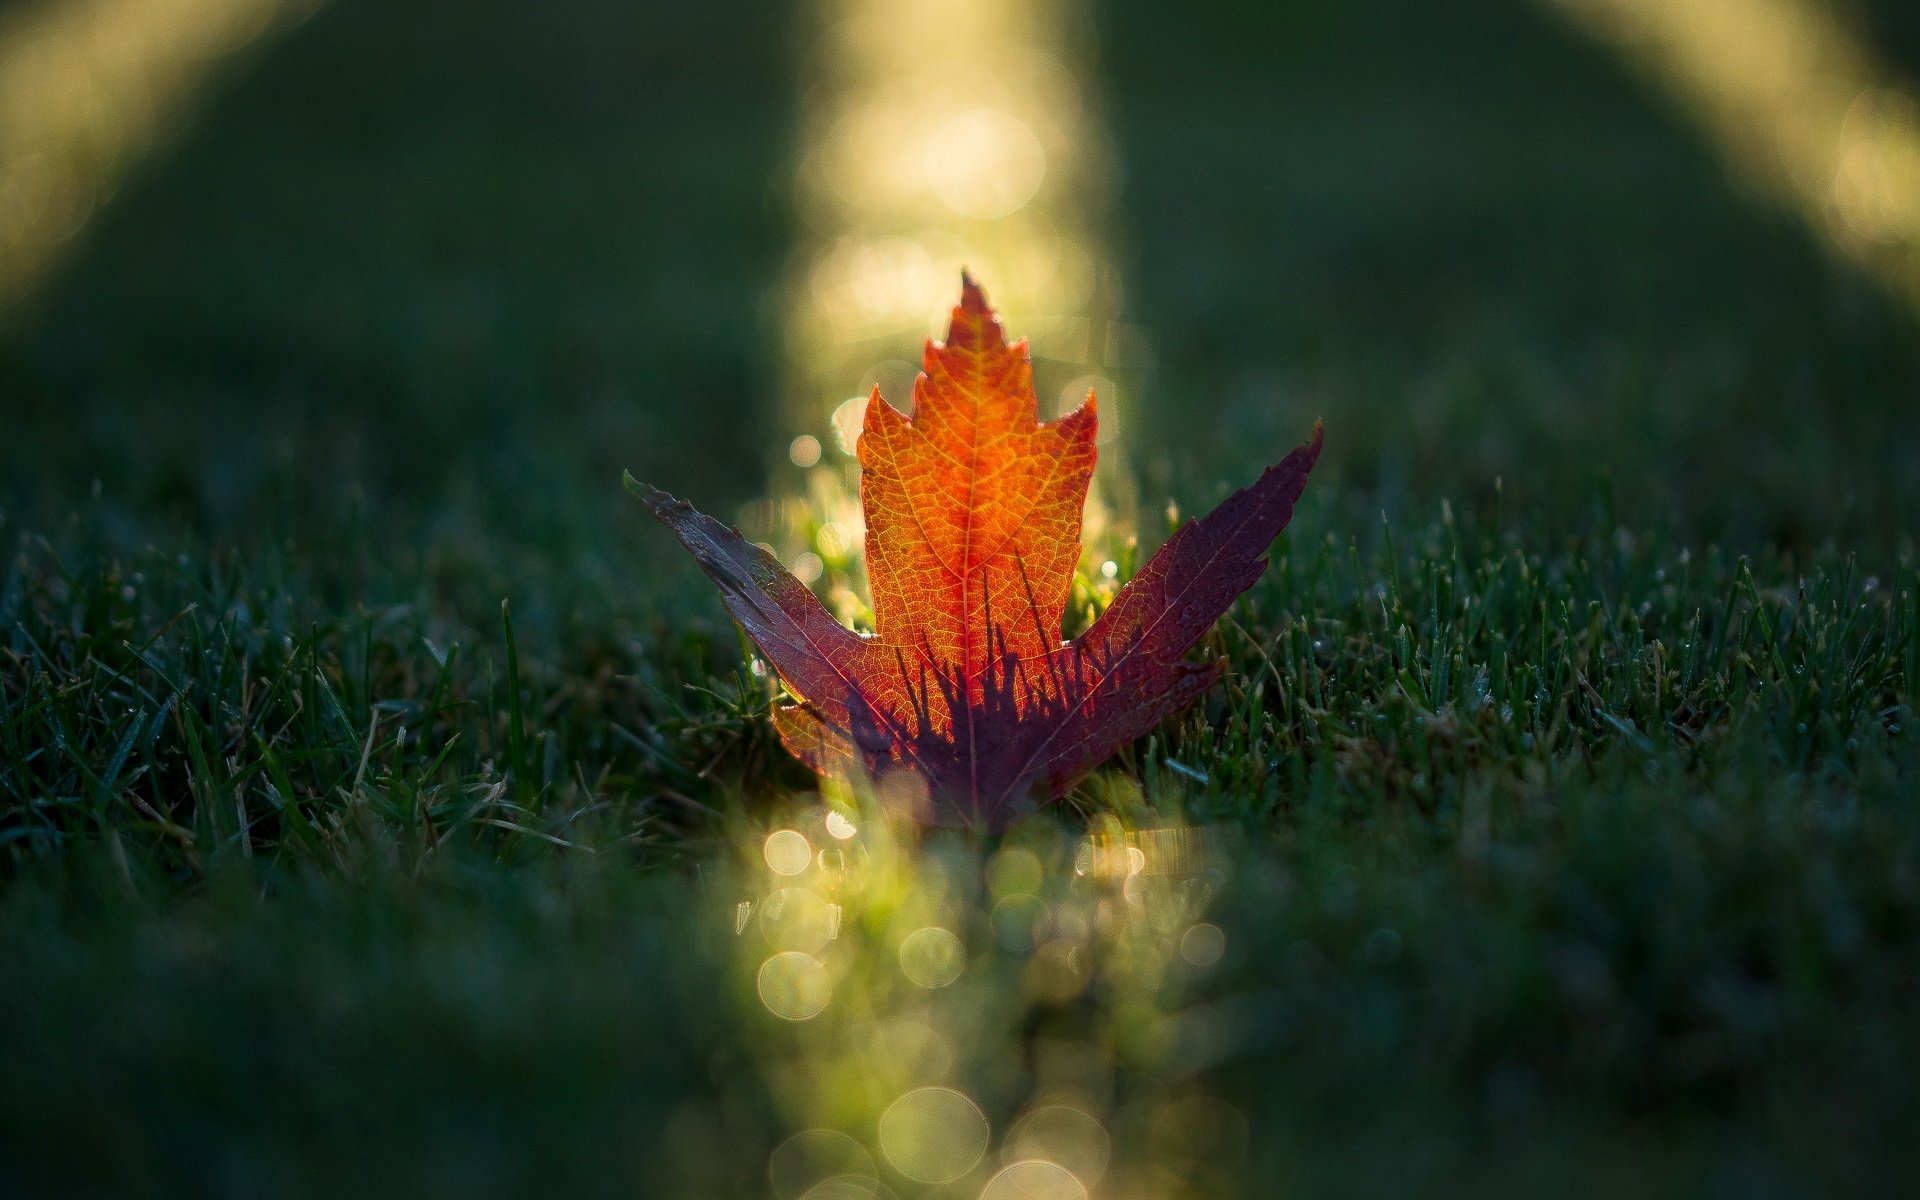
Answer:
2;0;1918;1196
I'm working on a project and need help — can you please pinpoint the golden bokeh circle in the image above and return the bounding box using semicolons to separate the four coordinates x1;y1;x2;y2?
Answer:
764;829;815;876
757;951;832;1021
877;1086;989;1183
1004;1106;1109;1187
760;886;838;953
898;925;966;988
978;1160;1086;1200
769;1128;876;1200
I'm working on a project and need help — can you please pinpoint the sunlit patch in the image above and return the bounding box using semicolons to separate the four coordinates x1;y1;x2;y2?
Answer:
877;1086;990;1183
924;108;1047;218
1004;1106;1110;1186
767;0;1133;586
765;829;816;876
728;801;1262;1199
0;0;316;308
769;1129;878;1200
978;1160;1087;1200
1832;89;1920;242
1178;922;1227;968
898;925;965;988
848;236;942;318
760;886;839;953
1546;0;1920;309
758;951;833;1021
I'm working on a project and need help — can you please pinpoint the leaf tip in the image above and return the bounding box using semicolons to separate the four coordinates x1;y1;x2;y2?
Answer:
955;270;996;322
621;471;683;516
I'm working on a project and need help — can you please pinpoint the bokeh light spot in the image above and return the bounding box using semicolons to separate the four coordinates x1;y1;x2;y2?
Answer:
875;768;933;824
987;847;1044;899
877;1086;989;1183
758;951;833;1021
830;394;870;455
991;893;1045;954
1005;1106;1110;1186
869;1018;957;1084
765;829;815;876
898;925;966;988
817;522;850;558
790;434;823;467
760;886;839;953
1179;922;1227;968
1059;373;1118;445
856;358;920;413
849;236;940;317
770;1129;877;1200
824;810;859;841
978;1160;1087;1200
924;108;1046;218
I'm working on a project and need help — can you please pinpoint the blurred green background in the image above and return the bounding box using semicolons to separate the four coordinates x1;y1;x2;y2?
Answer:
2;0;1917;1196
7;0;1917;565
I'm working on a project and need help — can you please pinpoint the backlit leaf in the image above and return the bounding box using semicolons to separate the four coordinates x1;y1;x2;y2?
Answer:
629;275;1320;828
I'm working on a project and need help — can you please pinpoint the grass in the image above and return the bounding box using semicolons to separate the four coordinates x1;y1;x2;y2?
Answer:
0;516;789;880
2;0;1919;1195
8;490;1908;879
3;492;1914;1198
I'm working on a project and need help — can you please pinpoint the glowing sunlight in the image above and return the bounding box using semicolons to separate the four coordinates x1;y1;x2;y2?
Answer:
1546;0;1920;309
0;0;318;309
721;785;1246;1200
758;0;1139;630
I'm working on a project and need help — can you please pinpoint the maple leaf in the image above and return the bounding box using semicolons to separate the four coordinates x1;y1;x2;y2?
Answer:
628;274;1320;829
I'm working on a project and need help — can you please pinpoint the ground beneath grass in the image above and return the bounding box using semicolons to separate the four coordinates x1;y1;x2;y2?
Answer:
2;0;1917;1197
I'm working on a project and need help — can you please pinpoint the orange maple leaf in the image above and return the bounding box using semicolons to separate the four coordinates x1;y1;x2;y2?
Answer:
628;274;1320;829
